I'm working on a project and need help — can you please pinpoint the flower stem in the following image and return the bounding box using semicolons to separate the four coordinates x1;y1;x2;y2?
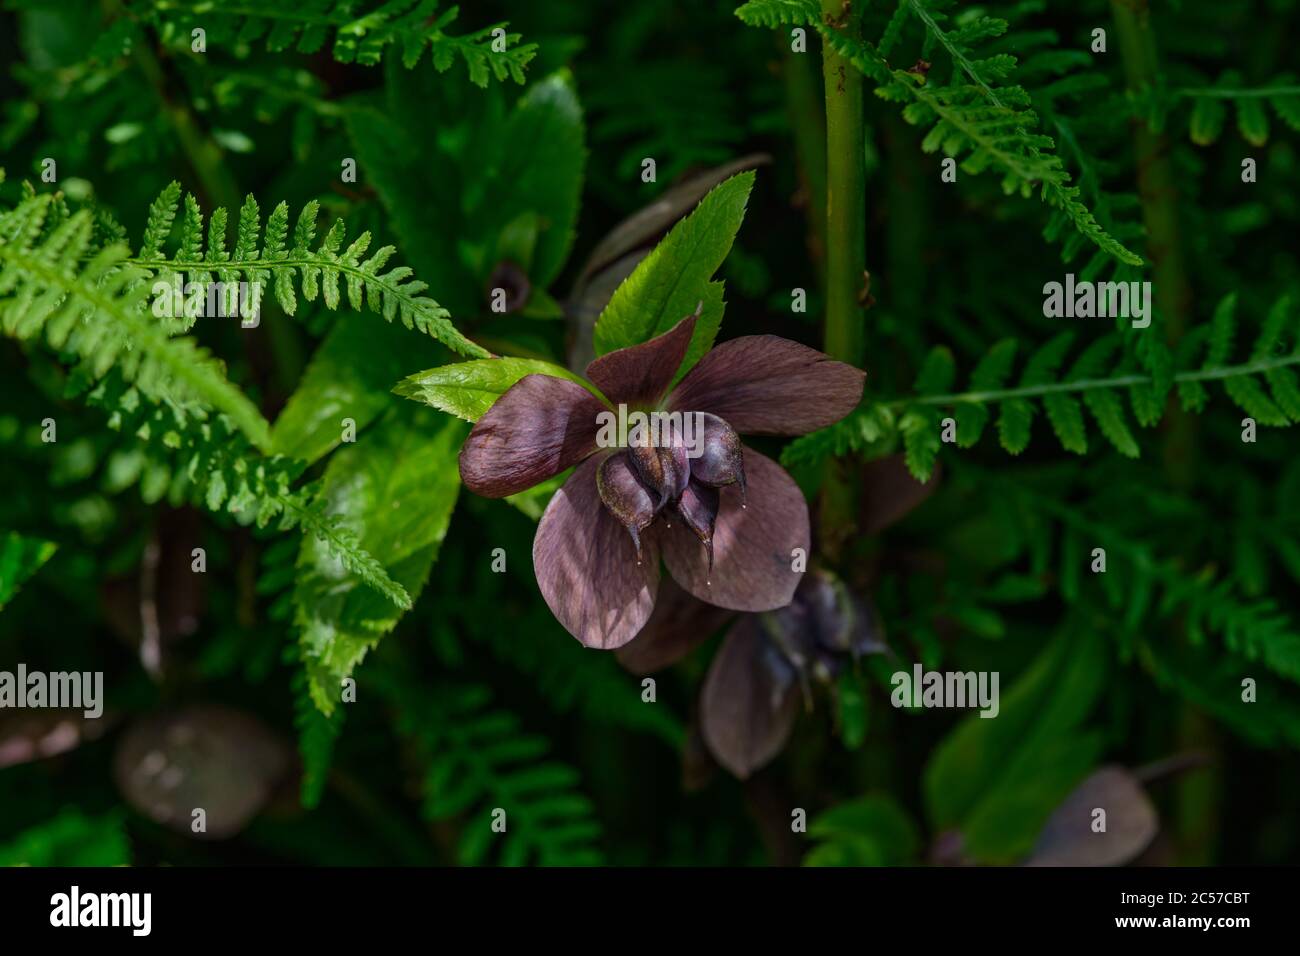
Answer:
784;39;828;283
817;0;868;560
820;0;867;366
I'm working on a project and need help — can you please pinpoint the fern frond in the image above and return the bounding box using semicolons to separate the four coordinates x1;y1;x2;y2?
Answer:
0;194;273;450
784;293;1300;479
738;0;1142;266
1175;78;1300;145
135;0;537;87
88;377;411;610
1006;477;1300;684
375;669;604;866
734;0;818;29
127;184;487;358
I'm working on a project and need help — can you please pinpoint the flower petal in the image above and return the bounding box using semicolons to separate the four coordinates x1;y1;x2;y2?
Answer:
661;447;808;611
533;456;661;649
459;373;609;498
585;311;697;407
615;576;734;676
1024;767;1158;867
700;616;801;779
668;336;865;435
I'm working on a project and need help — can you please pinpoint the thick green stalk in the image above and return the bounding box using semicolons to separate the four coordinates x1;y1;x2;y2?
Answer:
129;35;240;214
783;40;828;283
1111;0;1195;485
1111;0;1218;865
817;0;868;558
820;0;867;366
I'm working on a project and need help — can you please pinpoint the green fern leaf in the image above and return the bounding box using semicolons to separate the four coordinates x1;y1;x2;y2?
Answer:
137;0;537;86
0;196;273;450
128;185;486;358
1083;389;1140;457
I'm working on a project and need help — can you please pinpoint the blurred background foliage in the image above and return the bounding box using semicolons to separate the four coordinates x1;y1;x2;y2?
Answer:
1;0;1298;866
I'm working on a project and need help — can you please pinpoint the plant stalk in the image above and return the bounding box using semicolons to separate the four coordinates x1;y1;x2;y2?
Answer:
820;0;867;367
1111;0;1219;865
1111;0;1195;486
817;0;868;561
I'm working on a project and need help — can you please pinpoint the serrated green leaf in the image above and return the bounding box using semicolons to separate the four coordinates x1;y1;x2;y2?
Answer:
915;345;956;394
0;531;57;612
273;312;444;465
923;627;1106;863
1236;97;1270;146
998;398;1033;454
900;408;941;481
1043;393;1087;454
592;172;754;376
395;357;605;423
1225;375;1289;426
804;793;919;867
1083;389;1140;457
296;406;466;716
1189;97;1225;144
953;402;989;447
1266;367;1300;422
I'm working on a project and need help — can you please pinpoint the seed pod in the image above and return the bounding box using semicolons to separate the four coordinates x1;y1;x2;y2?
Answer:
597;452;657;555
690;412;745;500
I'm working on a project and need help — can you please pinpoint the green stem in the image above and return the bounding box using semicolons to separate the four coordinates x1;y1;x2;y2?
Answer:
128;31;239;212
818;0;868;560
1110;3;1193;346
820;0;867;366
884;114;925;342
784;39;828;284
1112;0;1217;864
1174;85;1300;98
123;8;308;391
887;354;1300;409
1112;0;1197;482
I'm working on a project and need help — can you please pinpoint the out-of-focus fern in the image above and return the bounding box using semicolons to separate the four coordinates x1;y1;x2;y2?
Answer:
735;0;1143;266
374;666;604;865
133;0;537;86
784;293;1300;480
1173;77;1300;147
1001;476;1300;684
127;182;487;358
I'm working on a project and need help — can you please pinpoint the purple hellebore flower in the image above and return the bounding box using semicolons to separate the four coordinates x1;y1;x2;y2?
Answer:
458;312;866;649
